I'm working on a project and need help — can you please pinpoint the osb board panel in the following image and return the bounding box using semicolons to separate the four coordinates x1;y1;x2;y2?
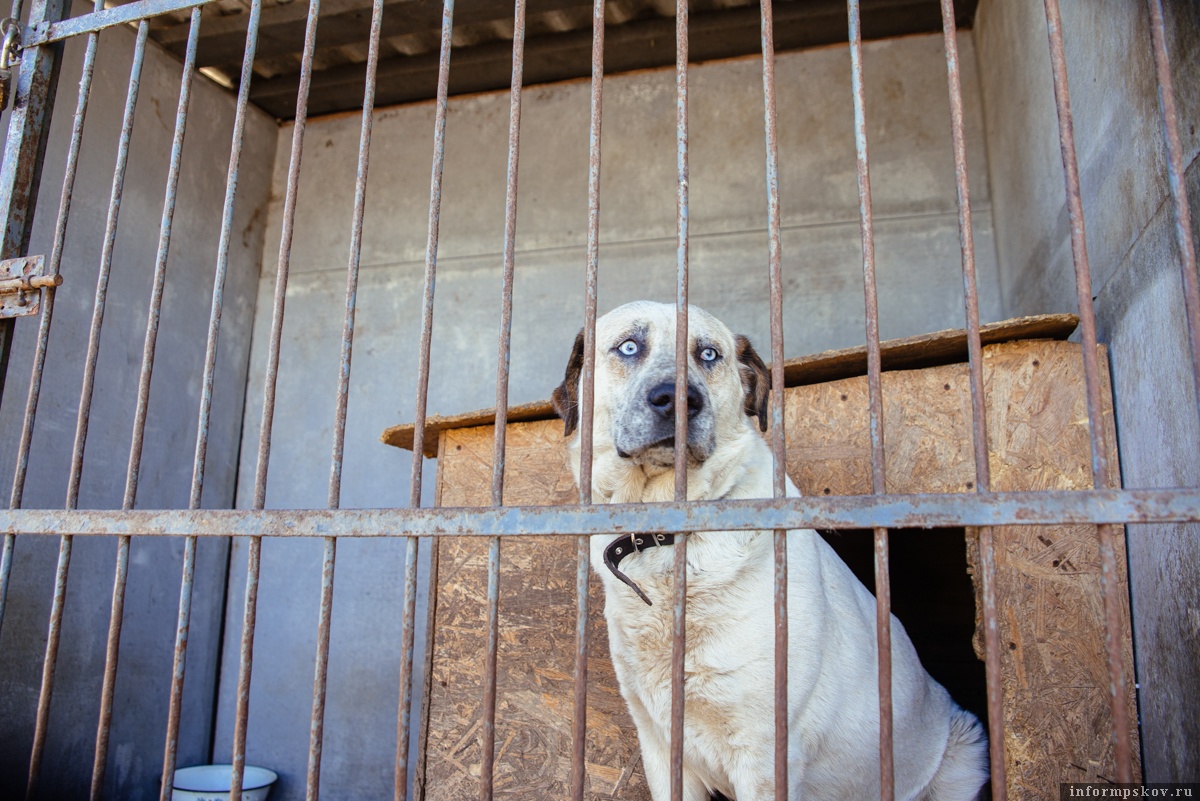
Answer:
425;423;649;800
383;314;1078;456
976;343;1140;794
424;339;1138;799
784;339;1140;794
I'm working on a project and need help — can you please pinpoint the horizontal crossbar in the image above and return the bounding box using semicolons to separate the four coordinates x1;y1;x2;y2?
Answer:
3;488;1199;538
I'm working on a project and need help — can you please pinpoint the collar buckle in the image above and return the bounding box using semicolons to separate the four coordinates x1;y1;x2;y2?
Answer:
603;532;676;606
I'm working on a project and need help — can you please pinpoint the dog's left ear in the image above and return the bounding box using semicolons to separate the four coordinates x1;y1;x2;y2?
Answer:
735;334;770;432
551;328;586;436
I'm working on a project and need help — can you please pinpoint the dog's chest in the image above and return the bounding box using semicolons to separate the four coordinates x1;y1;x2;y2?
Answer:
605;576;770;724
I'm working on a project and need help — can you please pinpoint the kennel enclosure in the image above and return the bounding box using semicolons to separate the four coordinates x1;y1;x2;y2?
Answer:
0;0;1196;799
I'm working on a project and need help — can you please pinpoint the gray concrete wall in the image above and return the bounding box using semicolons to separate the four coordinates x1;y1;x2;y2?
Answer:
975;0;1199;781
217;32;1002;800
0;9;277;800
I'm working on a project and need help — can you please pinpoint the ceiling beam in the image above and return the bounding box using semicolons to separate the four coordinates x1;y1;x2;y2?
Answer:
243;0;975;118
156;0;597;68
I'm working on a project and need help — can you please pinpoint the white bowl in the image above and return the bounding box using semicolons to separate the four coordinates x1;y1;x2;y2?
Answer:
172;764;278;801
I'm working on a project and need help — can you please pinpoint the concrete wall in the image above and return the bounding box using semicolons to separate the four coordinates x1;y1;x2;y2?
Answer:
0;10;277;800
218;32;1002;800
975;0;1199;781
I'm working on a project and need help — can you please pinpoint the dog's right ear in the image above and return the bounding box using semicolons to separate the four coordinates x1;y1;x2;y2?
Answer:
551;328;586;436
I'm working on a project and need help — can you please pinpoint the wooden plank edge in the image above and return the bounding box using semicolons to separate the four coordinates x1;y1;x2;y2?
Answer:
781;312;1079;387
382;399;558;457
380;313;1078;455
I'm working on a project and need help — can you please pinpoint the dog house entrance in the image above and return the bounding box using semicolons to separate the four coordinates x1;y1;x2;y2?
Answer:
825;527;988;733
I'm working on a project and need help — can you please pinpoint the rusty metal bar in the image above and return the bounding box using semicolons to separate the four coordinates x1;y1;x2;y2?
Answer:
397;1;454;797
90;13;201;799
571;532;590;799
306;0;385;796
672;0;690;508
124;4;201;509
846;2;894;797
760;0;785;576
572;0;605;794
159;536;197;801
1;0;100;642
936;2;1006;796
327;0;384;516
26;0;209;47
481;0;527;797
480;534;501;801
0;531;12;640
25;534;70;800
3;489;1200;538
1041;0;1133;782
0;0;70;261
250;1;321;510
230;535;262;801
1146;0;1200;431
231;0;322;798
162;2;263;796
0;272;59;293
395;534;420;800
758;0;787;795
490;0;527;513
65;19;148;509
1040;4;1111;491
306;536;336;800
8;0;24;32
670;0;690;797
190;0;262;508
90;536;131;800
871;526;893;796
27;23;149;800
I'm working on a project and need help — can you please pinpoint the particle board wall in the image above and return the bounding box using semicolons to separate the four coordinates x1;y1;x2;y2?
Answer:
416;338;1138;800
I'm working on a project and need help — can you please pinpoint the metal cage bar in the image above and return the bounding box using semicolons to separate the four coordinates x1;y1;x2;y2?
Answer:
93;11;201;799
27;0;208;47
161;2;264;796
571;0;606;796
1145;0;1200;431
1;0;101;644
1040;0;1133;781
758;0;788;797
3;488;1199;538
481;2;527;796
64;23;149;512
307;0;387;796
231;0;323;797
27;22;149;799
670;0;690;798
397;1;455;797
845;2;895;797
936;1;1007;796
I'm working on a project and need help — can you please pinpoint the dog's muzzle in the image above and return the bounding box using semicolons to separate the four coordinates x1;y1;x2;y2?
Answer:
612;379;716;464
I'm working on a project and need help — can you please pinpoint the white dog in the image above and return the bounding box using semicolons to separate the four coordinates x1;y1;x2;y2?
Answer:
551;301;989;801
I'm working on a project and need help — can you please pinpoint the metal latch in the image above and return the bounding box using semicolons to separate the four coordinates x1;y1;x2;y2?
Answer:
0;18;21;111
0;256;61;318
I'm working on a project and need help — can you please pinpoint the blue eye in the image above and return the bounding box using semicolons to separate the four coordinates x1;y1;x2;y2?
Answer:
700;347;718;362
618;339;639;356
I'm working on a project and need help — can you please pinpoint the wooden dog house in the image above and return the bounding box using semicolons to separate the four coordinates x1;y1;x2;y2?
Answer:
382;314;1140;800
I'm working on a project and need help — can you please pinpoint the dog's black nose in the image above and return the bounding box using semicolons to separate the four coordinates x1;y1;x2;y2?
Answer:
647;382;704;420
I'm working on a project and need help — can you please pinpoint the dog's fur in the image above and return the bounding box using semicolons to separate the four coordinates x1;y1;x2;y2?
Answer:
552;301;989;801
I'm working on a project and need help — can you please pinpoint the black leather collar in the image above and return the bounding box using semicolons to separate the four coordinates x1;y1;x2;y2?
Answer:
603;532;675;606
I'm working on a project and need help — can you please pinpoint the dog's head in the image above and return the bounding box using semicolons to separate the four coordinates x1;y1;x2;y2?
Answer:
552;301;769;472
